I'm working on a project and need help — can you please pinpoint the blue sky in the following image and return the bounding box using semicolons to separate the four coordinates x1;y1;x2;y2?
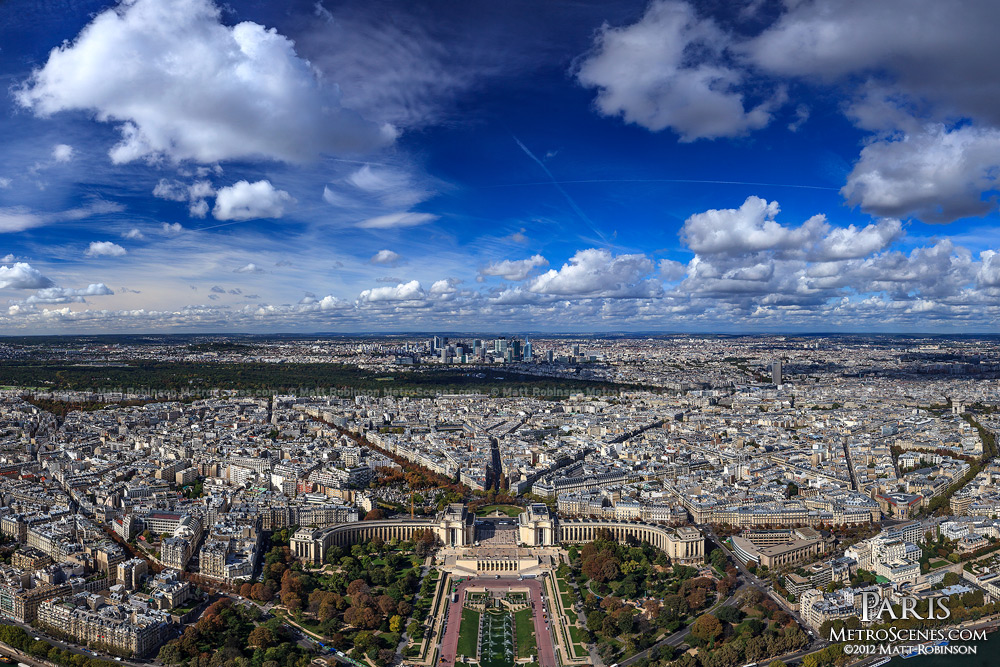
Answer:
2;0;1000;333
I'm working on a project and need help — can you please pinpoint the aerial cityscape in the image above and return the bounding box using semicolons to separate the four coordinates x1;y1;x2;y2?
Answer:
0;334;995;667
4;1;1000;667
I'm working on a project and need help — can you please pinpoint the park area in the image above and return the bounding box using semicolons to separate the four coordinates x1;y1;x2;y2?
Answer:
441;578;554;667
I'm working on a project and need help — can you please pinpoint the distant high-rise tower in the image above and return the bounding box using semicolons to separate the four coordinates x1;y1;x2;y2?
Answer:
772;360;783;385
572;343;581;357
524;340;532;362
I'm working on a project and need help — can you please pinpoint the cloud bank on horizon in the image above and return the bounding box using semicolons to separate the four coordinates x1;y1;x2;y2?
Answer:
2;0;1000;333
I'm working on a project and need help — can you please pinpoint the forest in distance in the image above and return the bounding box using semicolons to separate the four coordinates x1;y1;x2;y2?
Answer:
0;360;640;397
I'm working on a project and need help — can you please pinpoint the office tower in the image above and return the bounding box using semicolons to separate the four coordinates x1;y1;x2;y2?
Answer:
524;340;532;361
572;343;580;357
511;339;522;361
772;360;782;385
546;350;554;363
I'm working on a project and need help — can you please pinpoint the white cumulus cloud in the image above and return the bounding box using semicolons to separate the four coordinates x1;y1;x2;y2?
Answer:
85;241;127;258
22;284;113;305
359;280;424;302
52;144;74;162
213;180;293;221
16;0;394;164
842;124;1000;222
576;0;779;141
528;248;659;297
681;196;827;256
0;263;54;289
234;263;264;274
369;250;402;266
480;255;548;281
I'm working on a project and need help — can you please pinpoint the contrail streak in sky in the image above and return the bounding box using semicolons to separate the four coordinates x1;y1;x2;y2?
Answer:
512;135;608;242
486;177;838;191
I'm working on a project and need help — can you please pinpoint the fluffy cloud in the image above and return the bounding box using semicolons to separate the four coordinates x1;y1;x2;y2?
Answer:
430;279;460;295
52;144;74;162
212;180;293;221
674;196;975;316
154;179;215;217
355;211;438;229
978;251;1000;288
528;249;659;297
16;0;393;164
0;263;54;289
85;241;127;258
811;219;903;261
480;255;548;281
576;0;779;141
658;259;687;281
571;0;1000;223
369;250;402;266
315;295;350;310
123;228;144;240
234;263;264;274
359;280;424;302
746;0;1000;127
681;196;826;256
743;0;1000;223
152;179;187;202
842;125;1000;222
22;284;113;305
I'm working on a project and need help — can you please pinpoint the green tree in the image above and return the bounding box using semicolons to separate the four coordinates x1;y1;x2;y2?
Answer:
715;605;744;624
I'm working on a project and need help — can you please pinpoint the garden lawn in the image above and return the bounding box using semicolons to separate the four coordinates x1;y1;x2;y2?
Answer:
456;608;480;660
514;607;537;658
